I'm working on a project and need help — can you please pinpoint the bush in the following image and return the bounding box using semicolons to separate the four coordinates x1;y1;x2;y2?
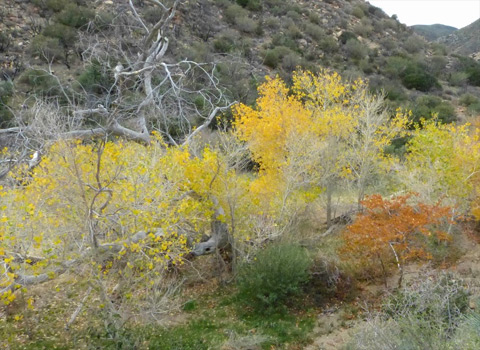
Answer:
459;93;479;107
236;0;262;11
263;46;294;69
351;5;365;19
55;4;94;28
19;69;64;98
43;23;77;47
43;0;75;12
410;95;456;123
345;39;367;61
213;34;235;53
76;62;114;95
401;63;440;92
0;80;13;126
339;31;357;45
403;36;425;54
347;273;471;350
236;243;312;312
305;23;324;42
224;4;248;24
29;35;63;62
0;32;11;52
235;16;257;33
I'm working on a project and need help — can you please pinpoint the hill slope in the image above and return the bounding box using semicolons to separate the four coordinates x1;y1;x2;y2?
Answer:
411;24;457;41
439;19;480;58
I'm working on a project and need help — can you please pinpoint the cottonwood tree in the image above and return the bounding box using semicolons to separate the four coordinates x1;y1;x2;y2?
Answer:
234;70;409;227
401;120;480;214
0;0;236;332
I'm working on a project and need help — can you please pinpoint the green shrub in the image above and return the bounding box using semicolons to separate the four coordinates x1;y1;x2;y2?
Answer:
339;31;357;44
286;10;301;22
263;46;294;69
236;243;312;312
29;35;63;62
468;102;480;115
235;16;257;33
351;5;365;18
213;35;235;53
55;4;94;28
19;69;64;98
459;93;479;107
318;37;338;55
77;62;114;95
401;63;440;91
305;23;324;41
403;36;425;54
281;52;301;71
286;24;302;39
236;0;262;11
354;19;374;37
448;71;469;86
309;12;321;25
224;4;248;24
345;39;367;60
410;95;456;123
44;0;74;12
0;80;13;126
0;32;11;53
43;23;77;47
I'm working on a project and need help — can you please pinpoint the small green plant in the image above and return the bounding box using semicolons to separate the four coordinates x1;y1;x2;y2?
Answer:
0;80;13;126
236;242;312;312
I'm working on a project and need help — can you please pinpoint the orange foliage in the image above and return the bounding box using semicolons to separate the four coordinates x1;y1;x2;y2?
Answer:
341;193;452;275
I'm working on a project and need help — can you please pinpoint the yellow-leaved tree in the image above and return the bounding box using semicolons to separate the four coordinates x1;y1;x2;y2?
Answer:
401;120;480;215
234;70;409;226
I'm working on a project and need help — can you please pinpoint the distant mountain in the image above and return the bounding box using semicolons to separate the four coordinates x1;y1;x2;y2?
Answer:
439;19;480;58
411;24;457;41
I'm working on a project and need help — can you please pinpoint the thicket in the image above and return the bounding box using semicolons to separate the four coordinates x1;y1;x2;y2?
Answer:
347;274;474;350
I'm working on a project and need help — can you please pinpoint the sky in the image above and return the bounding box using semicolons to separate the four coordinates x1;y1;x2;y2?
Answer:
367;0;480;29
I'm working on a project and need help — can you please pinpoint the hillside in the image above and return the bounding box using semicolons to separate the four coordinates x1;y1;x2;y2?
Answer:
1;0;480;133
439;18;480;58
411;23;457;41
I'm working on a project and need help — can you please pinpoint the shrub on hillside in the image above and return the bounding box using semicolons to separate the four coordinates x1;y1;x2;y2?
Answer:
401;63;440;92
345;39;368;60
339;31;357;45
236;0;262;11
224;4;248;24
0;80;13;126
76;62;114;95
55;4;95;28
29;35;63;62
263;46;294;69
410;95;456;123
236;243;312;312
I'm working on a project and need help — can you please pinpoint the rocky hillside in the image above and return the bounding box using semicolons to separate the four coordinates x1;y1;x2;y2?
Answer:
1;0;480;130
439;19;480;58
